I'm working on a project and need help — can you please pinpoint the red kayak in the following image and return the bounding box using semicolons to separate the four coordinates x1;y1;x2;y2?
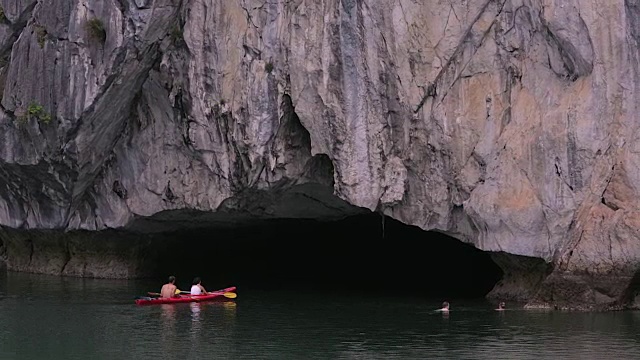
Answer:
135;286;237;305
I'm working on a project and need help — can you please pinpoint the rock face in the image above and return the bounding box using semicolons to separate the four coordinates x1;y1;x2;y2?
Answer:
0;0;639;309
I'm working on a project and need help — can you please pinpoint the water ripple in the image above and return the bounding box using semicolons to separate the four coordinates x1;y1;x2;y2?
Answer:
0;273;639;359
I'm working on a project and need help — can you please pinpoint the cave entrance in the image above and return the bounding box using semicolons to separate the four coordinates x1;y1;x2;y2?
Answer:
154;213;503;299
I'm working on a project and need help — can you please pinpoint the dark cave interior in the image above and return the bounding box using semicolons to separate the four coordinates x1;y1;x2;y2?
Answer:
154;213;503;299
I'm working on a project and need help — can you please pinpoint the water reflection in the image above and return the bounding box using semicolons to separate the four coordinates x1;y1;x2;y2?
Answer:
190;303;201;322
0;273;639;359
190;302;203;341
222;301;237;311
221;301;237;318
160;304;177;349
161;304;176;323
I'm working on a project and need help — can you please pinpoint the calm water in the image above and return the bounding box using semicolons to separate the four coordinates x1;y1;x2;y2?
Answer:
0;272;639;359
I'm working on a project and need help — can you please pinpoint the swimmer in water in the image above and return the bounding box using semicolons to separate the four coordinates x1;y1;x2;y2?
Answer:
436;301;450;312
495;301;506;311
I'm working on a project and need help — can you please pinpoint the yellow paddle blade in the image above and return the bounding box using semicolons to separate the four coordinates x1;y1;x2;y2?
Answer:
223;292;237;299
175;289;182;295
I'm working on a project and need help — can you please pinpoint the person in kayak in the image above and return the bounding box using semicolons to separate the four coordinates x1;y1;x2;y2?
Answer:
190;277;208;295
495;301;506;311
160;276;179;298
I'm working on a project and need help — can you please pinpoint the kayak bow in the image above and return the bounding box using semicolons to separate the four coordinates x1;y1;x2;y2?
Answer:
135;286;237;305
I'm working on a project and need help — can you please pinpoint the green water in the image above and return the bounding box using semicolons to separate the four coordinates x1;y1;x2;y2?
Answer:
0;272;639;359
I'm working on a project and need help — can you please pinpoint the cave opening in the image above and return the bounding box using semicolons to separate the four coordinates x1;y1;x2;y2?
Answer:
152;213;503;299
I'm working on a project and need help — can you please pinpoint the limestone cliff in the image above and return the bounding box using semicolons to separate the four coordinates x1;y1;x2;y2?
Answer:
0;0;639;310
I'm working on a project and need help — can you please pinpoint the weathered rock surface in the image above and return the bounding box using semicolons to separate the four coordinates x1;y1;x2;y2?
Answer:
0;0;639;309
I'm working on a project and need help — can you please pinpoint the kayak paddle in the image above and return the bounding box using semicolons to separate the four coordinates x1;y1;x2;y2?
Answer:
147;289;184;297
147;291;237;299
179;291;237;299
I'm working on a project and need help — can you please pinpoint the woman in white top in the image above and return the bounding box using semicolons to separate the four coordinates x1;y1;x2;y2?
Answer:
190;277;207;295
